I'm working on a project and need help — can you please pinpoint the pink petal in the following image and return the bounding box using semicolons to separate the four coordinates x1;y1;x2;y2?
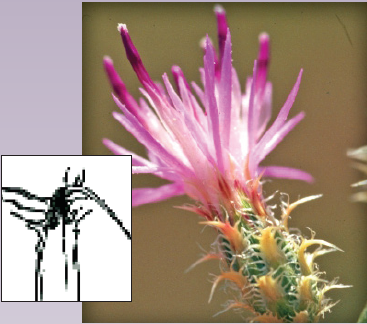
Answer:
167;72;214;167
160;76;218;182
103;138;179;182
199;38;218;72
171;66;206;126
138;87;166;124
172;70;193;114
163;74;206;155
132;183;185;207
132;166;171;174
103;57;163;134
259;166;314;183
112;95;193;176
143;150;184;183
218;28;232;151
274;69;303;122
214;4;228;74
162;73;185;113
204;35;224;173
228;67;244;163
171;65;190;97
103;138;152;167
231;68;242;118
176;71;206;127
258;111;305;165
191;81;206;111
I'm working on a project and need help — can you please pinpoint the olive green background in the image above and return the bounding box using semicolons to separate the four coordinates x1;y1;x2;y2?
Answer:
82;2;367;323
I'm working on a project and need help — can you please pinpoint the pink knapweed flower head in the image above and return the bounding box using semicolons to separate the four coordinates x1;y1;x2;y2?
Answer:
102;7;349;322
103;5;312;222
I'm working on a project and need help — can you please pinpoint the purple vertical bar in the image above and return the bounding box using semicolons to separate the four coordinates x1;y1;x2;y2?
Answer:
0;0;81;323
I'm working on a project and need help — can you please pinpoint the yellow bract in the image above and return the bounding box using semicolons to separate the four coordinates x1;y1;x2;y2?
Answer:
200;220;246;253
209;268;250;302
259;227;286;268
298;238;340;275
257;274;283;302
299;276;315;302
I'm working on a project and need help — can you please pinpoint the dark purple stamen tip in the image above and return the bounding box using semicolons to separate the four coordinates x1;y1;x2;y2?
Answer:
214;4;228;62
117;23;156;90
258;33;270;62
103;54;141;116
256;33;270;93
171;66;191;96
103;56;127;98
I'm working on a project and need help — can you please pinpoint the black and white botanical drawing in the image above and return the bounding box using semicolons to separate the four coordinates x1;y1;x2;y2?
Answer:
1;156;132;302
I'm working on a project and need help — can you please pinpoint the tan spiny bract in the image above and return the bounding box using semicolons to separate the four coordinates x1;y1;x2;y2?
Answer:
194;191;347;323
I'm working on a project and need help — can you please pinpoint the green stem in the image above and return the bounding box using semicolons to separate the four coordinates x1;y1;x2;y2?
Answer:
358;301;367;323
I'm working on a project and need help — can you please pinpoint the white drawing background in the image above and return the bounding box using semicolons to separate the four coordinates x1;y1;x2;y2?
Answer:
2;156;131;301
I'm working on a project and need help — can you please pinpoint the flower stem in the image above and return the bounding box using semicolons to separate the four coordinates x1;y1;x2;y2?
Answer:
358;301;367;323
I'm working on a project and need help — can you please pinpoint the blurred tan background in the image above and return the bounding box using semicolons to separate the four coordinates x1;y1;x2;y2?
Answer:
82;2;367;323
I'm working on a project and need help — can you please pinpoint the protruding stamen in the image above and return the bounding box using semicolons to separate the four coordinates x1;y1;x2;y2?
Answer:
118;24;157;91
171;65;191;97
103;56;140;116
103;56;125;97
214;4;228;63
199;37;219;70
256;32;270;92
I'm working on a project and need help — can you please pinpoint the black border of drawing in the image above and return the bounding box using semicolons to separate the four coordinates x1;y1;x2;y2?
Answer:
0;155;132;303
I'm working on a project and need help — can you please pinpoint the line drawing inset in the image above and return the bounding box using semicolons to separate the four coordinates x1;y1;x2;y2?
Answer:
2;167;131;301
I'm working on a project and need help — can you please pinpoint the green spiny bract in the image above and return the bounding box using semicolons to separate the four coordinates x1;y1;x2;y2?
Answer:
196;193;348;323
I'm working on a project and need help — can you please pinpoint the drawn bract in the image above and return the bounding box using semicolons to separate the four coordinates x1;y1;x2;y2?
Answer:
1;155;132;302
